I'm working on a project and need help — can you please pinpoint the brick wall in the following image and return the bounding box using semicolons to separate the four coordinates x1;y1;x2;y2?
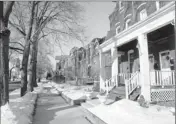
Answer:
106;1;171;41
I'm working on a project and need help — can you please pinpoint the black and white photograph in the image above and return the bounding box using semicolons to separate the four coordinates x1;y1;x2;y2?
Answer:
0;1;175;124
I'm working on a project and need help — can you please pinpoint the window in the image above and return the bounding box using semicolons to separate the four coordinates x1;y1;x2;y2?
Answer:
119;1;123;10
156;1;160;10
116;26;120;34
125;19;131;29
140;9;147;20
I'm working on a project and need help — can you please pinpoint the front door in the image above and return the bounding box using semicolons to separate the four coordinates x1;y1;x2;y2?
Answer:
159;50;171;85
128;50;135;73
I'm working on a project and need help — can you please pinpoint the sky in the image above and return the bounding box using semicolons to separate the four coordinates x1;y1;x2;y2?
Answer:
54;2;116;57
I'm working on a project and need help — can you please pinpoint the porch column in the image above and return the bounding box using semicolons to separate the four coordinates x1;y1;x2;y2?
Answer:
99;50;105;91
138;33;151;102
111;47;118;86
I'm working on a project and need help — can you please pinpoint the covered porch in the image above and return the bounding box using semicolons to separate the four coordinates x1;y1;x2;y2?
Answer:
99;2;175;102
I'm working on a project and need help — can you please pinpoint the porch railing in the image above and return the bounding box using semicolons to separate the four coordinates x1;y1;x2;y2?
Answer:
104;75;117;95
150;70;175;86
125;71;140;99
103;72;135;95
118;73;136;84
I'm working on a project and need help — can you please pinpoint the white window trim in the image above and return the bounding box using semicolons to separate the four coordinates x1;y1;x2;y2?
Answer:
137;2;146;10
124;14;132;20
156;1;160;10
140;9;147;20
125;19;131;29
116;26;120;35
119;1;124;10
115;22;120;26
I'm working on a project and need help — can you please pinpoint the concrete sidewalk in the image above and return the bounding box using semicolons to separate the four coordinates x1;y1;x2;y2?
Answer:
33;83;91;124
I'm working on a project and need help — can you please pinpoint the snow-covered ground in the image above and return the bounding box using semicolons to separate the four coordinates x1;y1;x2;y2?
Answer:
49;81;97;100
1;83;43;124
88;99;175;124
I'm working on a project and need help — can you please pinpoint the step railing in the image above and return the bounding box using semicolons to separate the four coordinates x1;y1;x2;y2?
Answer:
118;73;136;84
150;70;175;86
103;72;135;95
125;71;140;99
104;75;117;95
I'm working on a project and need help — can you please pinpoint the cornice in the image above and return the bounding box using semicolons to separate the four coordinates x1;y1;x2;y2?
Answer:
100;2;174;49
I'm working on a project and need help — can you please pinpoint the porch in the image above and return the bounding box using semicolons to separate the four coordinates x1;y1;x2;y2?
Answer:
99;2;175;102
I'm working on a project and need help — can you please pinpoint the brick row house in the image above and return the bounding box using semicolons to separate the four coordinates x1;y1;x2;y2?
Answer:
99;1;175;102
56;38;105;84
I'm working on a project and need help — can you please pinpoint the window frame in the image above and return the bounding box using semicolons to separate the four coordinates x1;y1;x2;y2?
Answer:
140;9;147;20
116;26;121;35
156;1;160;10
125;19;131;29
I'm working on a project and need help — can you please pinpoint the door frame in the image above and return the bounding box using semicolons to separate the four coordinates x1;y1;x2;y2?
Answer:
128;49;134;73
159;50;170;71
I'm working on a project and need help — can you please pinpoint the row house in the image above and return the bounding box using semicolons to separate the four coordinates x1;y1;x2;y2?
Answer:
57;37;105;84
100;1;175;102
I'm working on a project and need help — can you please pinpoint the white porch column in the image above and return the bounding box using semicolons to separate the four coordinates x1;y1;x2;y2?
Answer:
99;50;105;91
111;47;118;86
138;33;151;102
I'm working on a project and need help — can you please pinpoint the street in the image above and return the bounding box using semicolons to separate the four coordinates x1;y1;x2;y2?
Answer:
9;82;21;92
33;84;91;124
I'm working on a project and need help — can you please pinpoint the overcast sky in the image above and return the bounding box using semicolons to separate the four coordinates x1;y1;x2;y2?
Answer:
54;2;116;57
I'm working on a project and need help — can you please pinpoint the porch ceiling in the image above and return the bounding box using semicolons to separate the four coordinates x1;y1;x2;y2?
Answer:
147;24;174;42
118;40;137;51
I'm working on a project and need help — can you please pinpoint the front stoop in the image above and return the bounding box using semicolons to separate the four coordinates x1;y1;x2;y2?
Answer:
81;102;107;124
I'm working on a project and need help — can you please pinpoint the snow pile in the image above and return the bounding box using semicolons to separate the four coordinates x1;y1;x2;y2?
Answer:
49;81;96;100
1;104;17;124
88;99;175;124
1;83;43;124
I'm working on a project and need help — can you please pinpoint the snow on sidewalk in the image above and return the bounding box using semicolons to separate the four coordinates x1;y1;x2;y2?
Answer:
48;81;95;100
88;99;175;124
1;83;43;124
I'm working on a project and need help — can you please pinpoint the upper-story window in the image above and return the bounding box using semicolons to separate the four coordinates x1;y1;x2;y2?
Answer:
140;9;147;20
125;19;131;29
116;26;120;34
119;1;123;10
156;1;160;10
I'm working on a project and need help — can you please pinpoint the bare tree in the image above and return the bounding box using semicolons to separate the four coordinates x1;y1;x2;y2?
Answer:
10;1;85;96
0;1;14;105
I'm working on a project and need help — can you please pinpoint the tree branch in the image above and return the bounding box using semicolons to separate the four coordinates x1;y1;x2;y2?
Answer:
9;20;26;36
3;1;15;27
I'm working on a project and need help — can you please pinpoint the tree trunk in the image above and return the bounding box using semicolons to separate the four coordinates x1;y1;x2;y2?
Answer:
21;41;30;96
32;40;38;87
1;29;10;105
0;1;14;105
28;27;40;89
20;2;35;96
27;43;34;92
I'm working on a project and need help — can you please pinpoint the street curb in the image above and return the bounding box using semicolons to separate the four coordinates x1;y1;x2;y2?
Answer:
51;86;86;106
81;106;107;124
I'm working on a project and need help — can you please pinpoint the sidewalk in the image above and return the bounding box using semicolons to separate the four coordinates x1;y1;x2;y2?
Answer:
1;83;43;124
33;83;91;124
